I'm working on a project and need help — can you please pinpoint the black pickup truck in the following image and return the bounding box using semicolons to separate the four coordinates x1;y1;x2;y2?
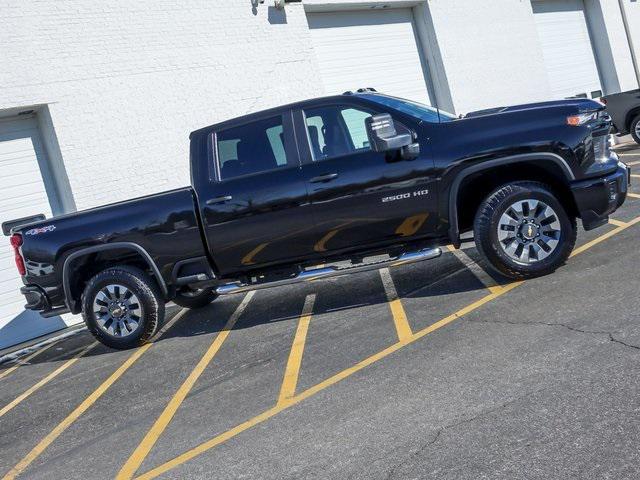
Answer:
2;90;630;349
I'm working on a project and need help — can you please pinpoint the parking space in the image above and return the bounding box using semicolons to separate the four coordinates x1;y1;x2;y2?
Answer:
0;149;639;479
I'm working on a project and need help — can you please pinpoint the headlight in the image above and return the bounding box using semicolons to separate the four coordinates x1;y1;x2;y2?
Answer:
567;112;598;126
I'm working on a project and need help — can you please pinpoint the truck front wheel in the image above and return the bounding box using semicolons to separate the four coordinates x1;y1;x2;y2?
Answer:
172;287;218;309
81;266;164;349
474;181;577;280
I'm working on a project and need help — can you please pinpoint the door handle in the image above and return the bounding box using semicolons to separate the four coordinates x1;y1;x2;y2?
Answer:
309;173;339;183
206;195;233;205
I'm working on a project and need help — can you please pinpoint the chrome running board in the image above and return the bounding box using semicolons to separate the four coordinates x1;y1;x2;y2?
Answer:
215;247;442;296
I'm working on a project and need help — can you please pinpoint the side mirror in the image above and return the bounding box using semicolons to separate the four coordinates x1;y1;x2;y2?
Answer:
365;113;419;160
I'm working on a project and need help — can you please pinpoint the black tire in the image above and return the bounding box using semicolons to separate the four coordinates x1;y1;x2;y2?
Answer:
630;115;640;144
474;181;577;280
81;266;164;349
172;287;218;309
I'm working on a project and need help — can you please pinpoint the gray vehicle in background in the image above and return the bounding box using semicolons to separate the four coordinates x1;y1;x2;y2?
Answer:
602;89;640;144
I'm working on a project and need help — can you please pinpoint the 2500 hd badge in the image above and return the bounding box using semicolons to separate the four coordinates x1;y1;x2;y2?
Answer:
382;189;429;203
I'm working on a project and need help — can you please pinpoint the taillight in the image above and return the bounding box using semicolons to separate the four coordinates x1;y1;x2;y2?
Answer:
10;234;26;276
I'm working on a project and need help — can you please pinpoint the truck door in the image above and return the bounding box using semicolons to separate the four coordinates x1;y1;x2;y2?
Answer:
294;101;438;255
197;111;316;276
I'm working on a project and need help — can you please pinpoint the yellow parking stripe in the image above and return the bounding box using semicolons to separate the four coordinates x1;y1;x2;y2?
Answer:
572;216;640;257
0;340;60;381
449;247;503;294
0;342;98;418
608;218;629;228
116;292;255;480
277;294;316;405
379;268;413;342
624;160;640;165
134;214;640;480
2;307;189;480
2;343;150;480
628;193;640;199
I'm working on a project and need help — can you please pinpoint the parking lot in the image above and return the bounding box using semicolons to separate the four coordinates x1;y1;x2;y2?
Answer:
1;149;639;480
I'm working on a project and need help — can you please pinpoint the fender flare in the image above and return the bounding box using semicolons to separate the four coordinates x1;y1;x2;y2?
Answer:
447;153;575;246
62;242;169;311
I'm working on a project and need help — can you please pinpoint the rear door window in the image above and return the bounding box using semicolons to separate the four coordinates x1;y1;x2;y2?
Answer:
216;116;290;180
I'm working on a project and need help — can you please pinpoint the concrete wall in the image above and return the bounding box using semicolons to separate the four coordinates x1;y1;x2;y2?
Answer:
0;0;324;212
620;0;640;88
421;0;553;114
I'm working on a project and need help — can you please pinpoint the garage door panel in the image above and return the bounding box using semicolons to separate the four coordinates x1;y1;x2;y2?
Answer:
0;116;55;332
308;9;431;105
532;0;602;99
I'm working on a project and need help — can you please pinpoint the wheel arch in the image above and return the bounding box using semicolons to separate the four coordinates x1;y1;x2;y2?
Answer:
63;242;168;313
625;107;640;133
448;153;576;247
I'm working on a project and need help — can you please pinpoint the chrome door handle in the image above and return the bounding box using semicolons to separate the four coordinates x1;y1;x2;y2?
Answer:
206;195;233;205
309;173;339;183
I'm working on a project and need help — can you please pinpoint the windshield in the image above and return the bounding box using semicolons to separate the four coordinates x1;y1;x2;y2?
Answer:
362;94;456;123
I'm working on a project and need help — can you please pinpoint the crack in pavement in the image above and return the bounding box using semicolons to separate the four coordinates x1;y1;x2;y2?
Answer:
384;390;543;480
465;318;640;351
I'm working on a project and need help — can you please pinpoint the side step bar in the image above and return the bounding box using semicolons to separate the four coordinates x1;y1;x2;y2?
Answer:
215;247;442;296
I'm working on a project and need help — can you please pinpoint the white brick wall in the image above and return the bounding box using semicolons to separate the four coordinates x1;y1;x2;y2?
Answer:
0;0;324;211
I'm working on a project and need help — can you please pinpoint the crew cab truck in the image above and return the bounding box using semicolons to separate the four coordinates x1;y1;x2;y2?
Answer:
2;90;630;349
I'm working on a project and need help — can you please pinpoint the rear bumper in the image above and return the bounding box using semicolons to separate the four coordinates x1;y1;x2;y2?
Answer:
570;162;630;230
20;285;70;318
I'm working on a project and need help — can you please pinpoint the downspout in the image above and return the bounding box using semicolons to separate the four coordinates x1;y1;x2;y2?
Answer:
618;0;640;88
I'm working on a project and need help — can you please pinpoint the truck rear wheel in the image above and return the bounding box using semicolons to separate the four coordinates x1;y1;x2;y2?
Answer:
81;266;164;349
172;287;218;309
474;181;576;280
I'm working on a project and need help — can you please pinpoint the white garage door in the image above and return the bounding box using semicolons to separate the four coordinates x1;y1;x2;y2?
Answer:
307;9;432;105
0;116;54;334
532;0;602;99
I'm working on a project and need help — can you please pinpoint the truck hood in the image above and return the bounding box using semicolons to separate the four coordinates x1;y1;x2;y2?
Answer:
464;98;604;119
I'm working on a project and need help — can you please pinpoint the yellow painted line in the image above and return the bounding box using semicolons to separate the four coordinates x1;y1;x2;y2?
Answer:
0;340;60;382
379;268;413;342
241;243;268;266
608;218;629;228
134;215;640;480
446;244;456;253
2;343;151;480
449;247;503;294
277;294;316;405
572;216;640;257
624;160;640;166
116;292;255;480
0;342;98;419
628;193;640;199
2;307;189;480
631;174;640;179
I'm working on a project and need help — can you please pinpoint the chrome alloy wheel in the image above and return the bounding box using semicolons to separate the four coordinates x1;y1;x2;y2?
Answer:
635;120;640;139
497;198;561;264
92;284;142;337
